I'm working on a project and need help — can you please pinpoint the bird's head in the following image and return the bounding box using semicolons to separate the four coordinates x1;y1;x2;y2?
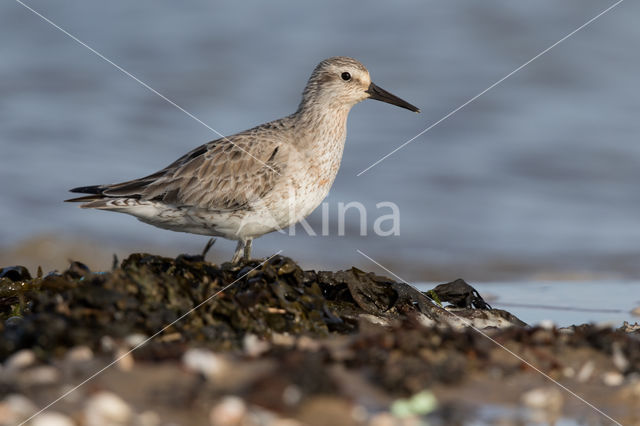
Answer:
299;56;420;113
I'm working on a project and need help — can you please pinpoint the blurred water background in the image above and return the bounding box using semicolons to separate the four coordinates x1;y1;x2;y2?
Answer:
1;0;640;286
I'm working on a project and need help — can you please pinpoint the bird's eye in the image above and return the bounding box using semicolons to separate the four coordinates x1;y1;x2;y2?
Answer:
341;72;351;81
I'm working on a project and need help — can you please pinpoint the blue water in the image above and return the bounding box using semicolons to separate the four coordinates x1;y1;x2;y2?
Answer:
2;0;640;279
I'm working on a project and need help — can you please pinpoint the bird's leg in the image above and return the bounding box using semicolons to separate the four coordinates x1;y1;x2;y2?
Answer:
231;240;245;263
243;238;253;261
201;238;216;259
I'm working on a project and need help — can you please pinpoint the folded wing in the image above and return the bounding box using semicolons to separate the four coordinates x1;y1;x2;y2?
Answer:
67;135;282;212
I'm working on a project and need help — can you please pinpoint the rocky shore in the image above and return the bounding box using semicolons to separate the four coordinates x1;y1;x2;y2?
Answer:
1;254;639;425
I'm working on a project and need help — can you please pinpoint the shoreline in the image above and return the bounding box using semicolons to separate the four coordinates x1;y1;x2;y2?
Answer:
1;234;634;283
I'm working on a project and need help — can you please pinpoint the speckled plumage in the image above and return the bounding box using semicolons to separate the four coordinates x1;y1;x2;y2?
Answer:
67;57;419;262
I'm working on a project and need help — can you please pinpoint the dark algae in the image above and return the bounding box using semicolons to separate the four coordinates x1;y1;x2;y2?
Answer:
0;254;491;358
1;255;640;424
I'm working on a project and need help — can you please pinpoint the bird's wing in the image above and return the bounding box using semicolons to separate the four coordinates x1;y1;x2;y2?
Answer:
100;133;283;211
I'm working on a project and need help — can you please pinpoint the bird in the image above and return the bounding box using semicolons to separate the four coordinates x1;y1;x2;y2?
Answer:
66;57;420;263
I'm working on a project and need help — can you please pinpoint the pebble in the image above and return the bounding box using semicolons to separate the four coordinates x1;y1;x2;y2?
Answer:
390;399;413;418
182;348;228;380
271;333;295;347
5;349;36;371
296;336;321;351
243;334;270;357
4;316;24;327
0;394;37;423
20;365;61;386
408;390;438;414
209;396;246;426
350;404;368;423
612;342;629;372
631;306;640;317
369;412;397;426
115;347;135;372
521;387;564;424
65;346;93;362
576;360;595;383
390;390;438;418
602;371;624;387
85;391;132;426
31;411;75;426
538;320;555;330
124;333;148;348
282;385;302;406
100;335;116;352
134;410;161;426
521;387;563;411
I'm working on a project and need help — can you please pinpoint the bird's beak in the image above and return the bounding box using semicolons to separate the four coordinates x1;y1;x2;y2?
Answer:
366;82;420;113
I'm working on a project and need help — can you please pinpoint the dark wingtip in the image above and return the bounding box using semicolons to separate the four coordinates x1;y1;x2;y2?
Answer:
69;185;103;194
65;194;103;203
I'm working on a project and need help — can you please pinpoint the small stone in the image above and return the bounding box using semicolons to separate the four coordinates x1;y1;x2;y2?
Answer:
576;361;595;383
369;412;396;426
135;410;161;426
390;390;437;419
5;349;36;371
85;391;132;426
409;390;437;415
66;346;93;362
209;396;246;426
31;411;75;426
20;365;61;386
182;348;228;380
282;385;302;406
124;333;148;348
350;405;368;423
5;316;24;327
115;347;134;372
631;306;640;317
271;333;295;347
521;387;563;411
521;387;564;424
390;399;412;418
602;371;624;387
296;336;321;351
612;342;629;372
243;334;270;357
0;394;37;424
538;320;555;330
100;336;116;352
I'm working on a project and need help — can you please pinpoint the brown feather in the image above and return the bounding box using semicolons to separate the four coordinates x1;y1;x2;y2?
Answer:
91;124;285;211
